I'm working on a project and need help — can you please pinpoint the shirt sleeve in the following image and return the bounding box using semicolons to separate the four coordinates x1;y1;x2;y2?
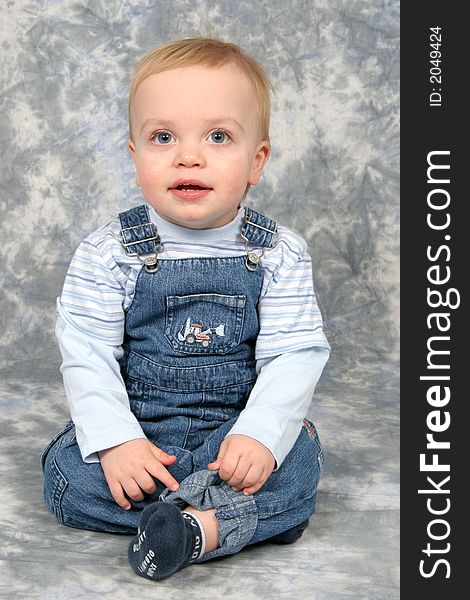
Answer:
225;346;329;470
255;232;330;359
59;233;131;345
56;308;147;462
55;231;146;461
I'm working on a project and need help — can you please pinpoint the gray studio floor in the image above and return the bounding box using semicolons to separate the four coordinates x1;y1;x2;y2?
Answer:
0;362;399;600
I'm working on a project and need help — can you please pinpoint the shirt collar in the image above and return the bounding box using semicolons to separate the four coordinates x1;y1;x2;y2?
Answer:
147;205;244;242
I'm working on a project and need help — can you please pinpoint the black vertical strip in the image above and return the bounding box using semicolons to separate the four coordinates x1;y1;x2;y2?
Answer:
401;3;465;596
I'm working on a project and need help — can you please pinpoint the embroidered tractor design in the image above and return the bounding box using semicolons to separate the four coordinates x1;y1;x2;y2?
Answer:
177;317;225;347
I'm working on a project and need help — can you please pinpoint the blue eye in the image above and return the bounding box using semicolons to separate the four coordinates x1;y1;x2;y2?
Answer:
210;131;229;144
153;131;174;144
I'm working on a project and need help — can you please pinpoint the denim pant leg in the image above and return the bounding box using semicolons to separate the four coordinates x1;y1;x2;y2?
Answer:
245;419;323;547
158;418;258;561
41;422;194;533
158;418;323;562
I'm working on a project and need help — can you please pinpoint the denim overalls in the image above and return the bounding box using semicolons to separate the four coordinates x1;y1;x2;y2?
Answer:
42;205;324;562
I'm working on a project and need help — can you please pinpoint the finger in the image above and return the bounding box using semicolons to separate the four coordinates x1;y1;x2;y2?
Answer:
242;485;259;495
227;468;249;487
230;464;261;490
208;439;227;467
243;467;270;495
135;472;157;495
208;454;222;469
147;462;180;492
219;454;243;484
124;478;146;502
226;458;251;487
153;447;178;465
150;448;180;490
108;481;132;510
242;479;264;495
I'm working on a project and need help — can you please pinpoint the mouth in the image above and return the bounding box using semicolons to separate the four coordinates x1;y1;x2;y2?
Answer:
169;180;213;200
170;180;212;192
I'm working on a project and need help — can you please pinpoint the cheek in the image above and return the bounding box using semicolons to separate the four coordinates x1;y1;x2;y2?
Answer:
220;171;247;197
136;158;163;186
220;154;252;185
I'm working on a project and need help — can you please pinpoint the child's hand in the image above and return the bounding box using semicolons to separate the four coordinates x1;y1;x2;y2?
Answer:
98;439;180;510
207;434;275;495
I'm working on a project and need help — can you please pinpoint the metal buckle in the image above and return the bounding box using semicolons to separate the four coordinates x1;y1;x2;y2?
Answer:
120;221;162;273
120;222;160;252
243;218;277;236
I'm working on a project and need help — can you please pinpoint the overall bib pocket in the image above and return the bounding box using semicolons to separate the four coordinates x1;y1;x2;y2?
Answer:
165;293;246;355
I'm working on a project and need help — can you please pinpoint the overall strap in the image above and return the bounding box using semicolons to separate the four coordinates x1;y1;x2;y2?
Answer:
119;204;161;272
241;207;277;248
241;207;277;271
118;204;277;273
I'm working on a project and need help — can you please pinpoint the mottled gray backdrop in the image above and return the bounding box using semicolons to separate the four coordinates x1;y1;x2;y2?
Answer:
0;1;399;598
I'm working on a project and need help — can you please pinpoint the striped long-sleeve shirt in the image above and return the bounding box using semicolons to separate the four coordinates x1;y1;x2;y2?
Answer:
56;205;330;467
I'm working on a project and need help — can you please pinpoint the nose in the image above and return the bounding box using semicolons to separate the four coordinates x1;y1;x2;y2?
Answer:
174;141;206;168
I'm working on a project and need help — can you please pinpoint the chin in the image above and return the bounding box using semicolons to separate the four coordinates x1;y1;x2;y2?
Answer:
170;206;218;229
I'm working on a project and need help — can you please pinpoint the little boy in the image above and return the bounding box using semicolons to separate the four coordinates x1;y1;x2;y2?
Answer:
42;37;330;581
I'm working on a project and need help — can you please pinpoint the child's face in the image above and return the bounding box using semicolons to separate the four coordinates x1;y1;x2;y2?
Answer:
128;65;270;229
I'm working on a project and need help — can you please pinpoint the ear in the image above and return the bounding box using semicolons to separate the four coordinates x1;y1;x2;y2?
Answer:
248;141;270;185
128;138;136;158
128;139;141;187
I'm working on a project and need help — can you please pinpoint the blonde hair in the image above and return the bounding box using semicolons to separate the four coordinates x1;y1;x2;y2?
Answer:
128;36;273;143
